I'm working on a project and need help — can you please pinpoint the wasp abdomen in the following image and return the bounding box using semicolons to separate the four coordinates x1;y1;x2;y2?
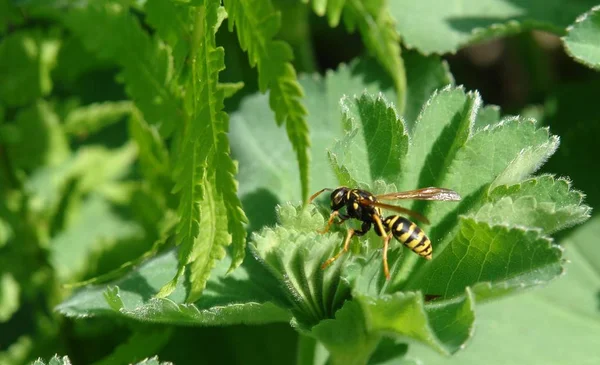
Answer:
383;216;432;260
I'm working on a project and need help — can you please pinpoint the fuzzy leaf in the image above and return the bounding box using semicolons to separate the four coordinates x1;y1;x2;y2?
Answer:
401;86;479;193
564;5;600;70
56;249;290;325
331;93;409;185
32;356;72;365
250;203;352;326
223;0;311;201
405;218;563;300
476;175;591;233
390;0;598;54
0;28;60;106
134;357;173;365
405;216;600;365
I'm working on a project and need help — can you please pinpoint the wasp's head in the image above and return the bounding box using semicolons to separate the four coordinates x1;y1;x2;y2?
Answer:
330;187;349;210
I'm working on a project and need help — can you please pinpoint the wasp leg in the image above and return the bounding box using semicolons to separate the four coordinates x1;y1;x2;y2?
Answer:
318;211;343;234
372;214;393;280
382;232;393;280
321;221;370;270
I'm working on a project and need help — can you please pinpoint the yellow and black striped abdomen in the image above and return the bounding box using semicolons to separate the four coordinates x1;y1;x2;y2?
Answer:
383;216;432;260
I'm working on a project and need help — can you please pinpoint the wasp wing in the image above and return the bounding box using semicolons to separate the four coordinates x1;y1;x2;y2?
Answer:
375;187;461;201
360;200;430;224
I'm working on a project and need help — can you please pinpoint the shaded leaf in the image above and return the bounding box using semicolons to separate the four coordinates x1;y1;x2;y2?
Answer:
4;100;70;172
63;2;180;137
390;0;598;54
56;249;291;326
49;193;145;281
0;29;60;106
93;329;173;365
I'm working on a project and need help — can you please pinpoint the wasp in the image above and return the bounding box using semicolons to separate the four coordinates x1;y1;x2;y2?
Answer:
309;186;461;280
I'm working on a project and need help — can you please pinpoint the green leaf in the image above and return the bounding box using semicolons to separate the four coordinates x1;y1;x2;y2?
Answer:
405;218;562;300
25;143;137;216
422;117;559;230
4;100;70;172
331;93;408;185
133;357;174;365
144;0;194;75
0;29;60;106
32;355;72;365
63;2;180;137
476;175;591;234
49;193;145;281
405;216;600;365
63;101;133;137
0;272;20;322
231;55;447;207
218;81;245;99
473;104;501;131
250;203;352;326
0;0;23;34
309;301;380;365
564;5;600;70
92;328;173;365
389;0;598;54
403;51;454;130
0;336;32;365
56;248;291;326
401;86;479;193
128;109;171;193
160;0;247;301
223;0;311;201
307;0;407;111
355;289;474;355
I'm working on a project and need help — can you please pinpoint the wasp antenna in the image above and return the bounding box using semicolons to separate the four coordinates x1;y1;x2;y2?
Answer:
308;188;332;203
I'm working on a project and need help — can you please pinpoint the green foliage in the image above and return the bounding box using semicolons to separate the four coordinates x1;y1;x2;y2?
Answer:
31;356;71;365
406;216;600;365
2;0;599;364
564;5;600;70
223;0;311;201
307;0;407;112
0;29;60;106
389;0;598;54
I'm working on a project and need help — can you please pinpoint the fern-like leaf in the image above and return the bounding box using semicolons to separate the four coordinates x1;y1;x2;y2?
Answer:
63;3;180;137
307;0;407;112
223;0;311;201
160;0;248;301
